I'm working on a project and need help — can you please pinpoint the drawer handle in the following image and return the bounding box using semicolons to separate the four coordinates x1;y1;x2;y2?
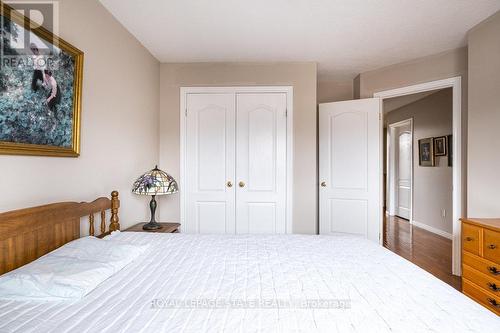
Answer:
465;236;474;241
487;244;497;250
487;298;500;308
487;266;500;275
487;283;500;292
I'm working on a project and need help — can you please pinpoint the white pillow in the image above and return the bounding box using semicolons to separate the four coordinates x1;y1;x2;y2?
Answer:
0;237;148;301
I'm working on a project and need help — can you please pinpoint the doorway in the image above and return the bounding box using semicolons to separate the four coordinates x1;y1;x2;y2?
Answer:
376;77;462;281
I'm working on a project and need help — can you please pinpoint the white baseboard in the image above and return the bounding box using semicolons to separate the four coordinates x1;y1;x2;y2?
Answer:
411;220;452;240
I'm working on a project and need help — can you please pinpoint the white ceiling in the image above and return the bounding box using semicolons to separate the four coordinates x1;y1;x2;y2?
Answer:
99;0;500;81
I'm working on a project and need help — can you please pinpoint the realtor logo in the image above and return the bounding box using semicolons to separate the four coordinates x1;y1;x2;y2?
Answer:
1;1;59;69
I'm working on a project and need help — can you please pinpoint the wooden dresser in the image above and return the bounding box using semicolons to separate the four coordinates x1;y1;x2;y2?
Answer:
461;218;500;315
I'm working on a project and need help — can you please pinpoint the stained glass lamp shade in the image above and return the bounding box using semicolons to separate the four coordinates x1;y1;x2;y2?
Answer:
132;166;178;230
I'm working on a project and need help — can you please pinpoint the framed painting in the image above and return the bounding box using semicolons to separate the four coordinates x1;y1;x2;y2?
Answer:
434;136;447;156
418;138;434;167
0;1;83;157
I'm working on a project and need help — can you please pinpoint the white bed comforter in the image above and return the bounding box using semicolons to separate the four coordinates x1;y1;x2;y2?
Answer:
0;232;498;333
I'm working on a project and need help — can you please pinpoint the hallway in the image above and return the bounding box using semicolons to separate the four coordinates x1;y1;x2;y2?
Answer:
383;215;461;291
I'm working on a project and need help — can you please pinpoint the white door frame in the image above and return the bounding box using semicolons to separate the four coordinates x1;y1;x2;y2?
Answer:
374;77;462;275
180;86;294;233
387;118;413;222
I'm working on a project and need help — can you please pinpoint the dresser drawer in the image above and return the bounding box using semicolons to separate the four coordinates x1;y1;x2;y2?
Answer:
463;265;500;296
463;279;500;315
462;223;481;255
463;252;500;282
483;229;500;264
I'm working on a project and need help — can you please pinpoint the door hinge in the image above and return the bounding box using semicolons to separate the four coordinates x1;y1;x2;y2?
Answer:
185;108;187;117
285;108;288;117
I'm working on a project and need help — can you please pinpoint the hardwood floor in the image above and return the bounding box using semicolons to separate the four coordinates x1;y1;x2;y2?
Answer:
383;215;461;291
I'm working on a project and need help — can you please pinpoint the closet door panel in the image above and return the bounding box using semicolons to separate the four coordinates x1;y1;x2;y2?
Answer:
185;93;236;233
235;93;287;234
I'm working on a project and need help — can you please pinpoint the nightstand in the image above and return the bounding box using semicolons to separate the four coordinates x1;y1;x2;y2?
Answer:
125;222;180;233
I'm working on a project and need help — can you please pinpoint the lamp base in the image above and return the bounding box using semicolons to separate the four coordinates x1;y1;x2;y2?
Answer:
143;195;161;230
142;222;163;231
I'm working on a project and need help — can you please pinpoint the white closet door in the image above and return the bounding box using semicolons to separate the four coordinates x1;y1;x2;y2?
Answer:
235;93;287;233
185;93;235;233
319;98;381;242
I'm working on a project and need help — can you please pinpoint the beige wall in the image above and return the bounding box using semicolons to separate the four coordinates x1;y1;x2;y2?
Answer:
317;80;352;103
355;47;467;99
386;89;453;234
0;0;160;231
159;63;318;234
467;11;500;217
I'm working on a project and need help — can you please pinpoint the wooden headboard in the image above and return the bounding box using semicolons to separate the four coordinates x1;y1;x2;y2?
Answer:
0;191;120;275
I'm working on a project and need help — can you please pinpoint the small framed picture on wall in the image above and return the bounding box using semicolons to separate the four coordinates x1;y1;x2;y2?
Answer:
434;136;447;156
419;138;435;167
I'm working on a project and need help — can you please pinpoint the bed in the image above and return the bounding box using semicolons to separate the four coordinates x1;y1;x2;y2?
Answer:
0;193;498;332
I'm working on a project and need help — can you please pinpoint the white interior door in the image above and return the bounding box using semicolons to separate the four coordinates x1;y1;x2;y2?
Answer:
319;98;381;242
235;93;287;233
396;128;411;220
185;93;235;233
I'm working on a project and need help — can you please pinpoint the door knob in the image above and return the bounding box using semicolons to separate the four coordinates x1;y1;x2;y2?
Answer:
226;181;233;188
321;181;327;187
239;181;245;188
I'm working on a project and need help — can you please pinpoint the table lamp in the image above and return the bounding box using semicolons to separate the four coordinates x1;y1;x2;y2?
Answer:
132;165;178;230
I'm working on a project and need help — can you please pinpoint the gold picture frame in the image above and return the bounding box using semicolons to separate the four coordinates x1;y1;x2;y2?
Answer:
0;1;83;157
